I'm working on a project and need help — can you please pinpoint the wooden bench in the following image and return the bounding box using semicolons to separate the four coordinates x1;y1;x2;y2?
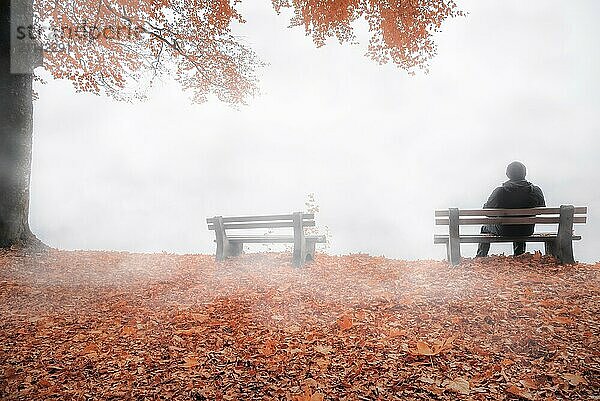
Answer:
434;205;587;265
207;212;326;267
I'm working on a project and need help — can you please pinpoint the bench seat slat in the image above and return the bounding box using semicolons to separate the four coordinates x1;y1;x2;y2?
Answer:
207;213;314;224
435;216;587;225
433;234;582;244
208;221;316;230
227;235;294;243
435;207;587;217
226;235;326;243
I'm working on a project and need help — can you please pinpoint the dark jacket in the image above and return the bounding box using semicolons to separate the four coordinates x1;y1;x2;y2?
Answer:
483;180;546;236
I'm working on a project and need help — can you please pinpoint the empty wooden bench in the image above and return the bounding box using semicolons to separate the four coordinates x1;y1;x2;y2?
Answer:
434;205;587;265
207;212;326;267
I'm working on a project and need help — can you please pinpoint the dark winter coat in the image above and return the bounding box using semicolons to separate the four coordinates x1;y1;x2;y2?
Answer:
482;179;546;237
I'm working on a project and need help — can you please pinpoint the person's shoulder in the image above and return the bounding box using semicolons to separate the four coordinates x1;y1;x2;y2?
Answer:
491;185;507;196
530;183;546;205
488;185;505;199
531;184;544;194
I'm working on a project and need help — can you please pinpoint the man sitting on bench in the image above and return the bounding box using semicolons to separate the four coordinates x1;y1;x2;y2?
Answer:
476;161;546;257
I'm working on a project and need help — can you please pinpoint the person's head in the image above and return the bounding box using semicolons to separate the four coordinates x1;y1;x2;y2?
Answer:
506;161;527;181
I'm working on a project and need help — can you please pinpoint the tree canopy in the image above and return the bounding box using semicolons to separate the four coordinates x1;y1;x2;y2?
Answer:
32;0;462;104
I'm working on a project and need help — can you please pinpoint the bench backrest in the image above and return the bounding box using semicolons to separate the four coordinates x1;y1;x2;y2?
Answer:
435;206;587;227
207;213;316;231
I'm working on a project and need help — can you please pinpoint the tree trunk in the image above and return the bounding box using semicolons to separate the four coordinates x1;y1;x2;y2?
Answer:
0;0;39;248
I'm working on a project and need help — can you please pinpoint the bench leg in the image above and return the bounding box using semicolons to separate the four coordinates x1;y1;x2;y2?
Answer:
556;239;575;264
213;216;231;262
229;242;243;257
448;241;461;266
292;250;302;267
216;242;225;261
448;208;461;265
292;212;306;268
217;239;241;261
292;242;305;268
306;240;316;262
556;238;575;264
216;238;228;261
544;240;556;257
556;205;575;264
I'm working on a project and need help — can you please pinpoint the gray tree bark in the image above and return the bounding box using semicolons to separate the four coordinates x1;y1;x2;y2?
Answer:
0;0;41;248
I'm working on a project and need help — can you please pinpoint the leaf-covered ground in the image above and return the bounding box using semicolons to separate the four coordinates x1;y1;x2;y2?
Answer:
0;249;598;400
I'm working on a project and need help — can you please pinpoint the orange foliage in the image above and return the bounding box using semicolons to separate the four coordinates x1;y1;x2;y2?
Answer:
34;0;261;104
33;0;462;104
272;0;463;71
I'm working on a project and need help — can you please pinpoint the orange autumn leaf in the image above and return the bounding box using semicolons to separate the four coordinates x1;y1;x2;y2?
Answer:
113;300;127;309
82;343;98;355
519;377;538;389
260;339;278;357
563;373;588;386
121;326;136;335
506;385;534;400
314;345;333;355
38;378;52;387
311;393;324;401
433;336;456;354
412;336;455;356
444;377;470;395
415;341;435;356
292;385;325;401
337;315;353;330
182;357;199;368
191;313;209;322
176;327;206;336
386;328;407;338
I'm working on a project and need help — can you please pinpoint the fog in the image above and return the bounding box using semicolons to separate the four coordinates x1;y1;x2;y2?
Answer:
30;0;600;263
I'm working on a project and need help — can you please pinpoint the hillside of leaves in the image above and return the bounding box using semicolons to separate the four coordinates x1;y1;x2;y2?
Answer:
1;249;598;400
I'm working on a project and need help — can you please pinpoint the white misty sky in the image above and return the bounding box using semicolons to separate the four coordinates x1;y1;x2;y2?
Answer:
30;0;600;262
